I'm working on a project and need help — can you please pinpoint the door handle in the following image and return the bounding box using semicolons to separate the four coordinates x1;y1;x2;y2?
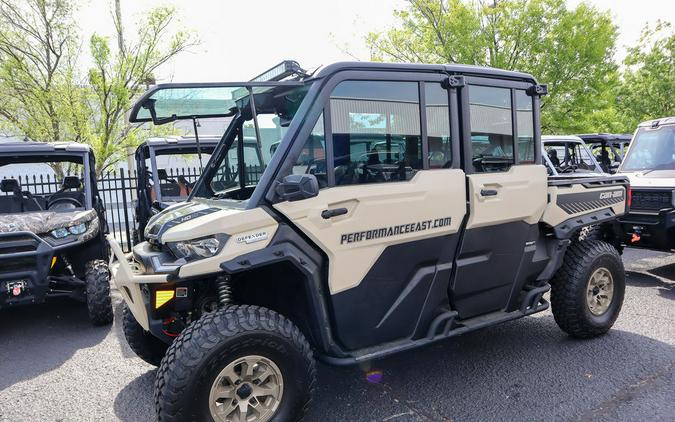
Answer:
480;189;498;197
321;207;348;219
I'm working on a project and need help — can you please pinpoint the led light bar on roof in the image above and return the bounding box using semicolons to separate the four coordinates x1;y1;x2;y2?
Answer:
250;60;308;82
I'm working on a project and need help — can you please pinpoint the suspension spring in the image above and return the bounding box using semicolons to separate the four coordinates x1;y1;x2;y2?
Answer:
216;275;232;307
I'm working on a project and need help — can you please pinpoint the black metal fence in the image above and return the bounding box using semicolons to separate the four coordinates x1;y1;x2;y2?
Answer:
1;165;265;253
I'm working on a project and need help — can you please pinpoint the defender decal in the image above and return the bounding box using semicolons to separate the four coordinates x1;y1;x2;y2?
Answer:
556;188;625;215
236;231;269;244
340;217;452;245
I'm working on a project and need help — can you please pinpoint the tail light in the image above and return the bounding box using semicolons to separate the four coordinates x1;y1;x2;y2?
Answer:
626;186;632;209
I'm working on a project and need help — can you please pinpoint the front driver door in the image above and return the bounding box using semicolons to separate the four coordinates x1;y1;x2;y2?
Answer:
274;77;467;350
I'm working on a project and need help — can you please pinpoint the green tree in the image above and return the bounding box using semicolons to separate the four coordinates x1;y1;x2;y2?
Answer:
0;0;196;175
618;21;674;129
366;0;619;133
86;4;197;174
0;0;78;145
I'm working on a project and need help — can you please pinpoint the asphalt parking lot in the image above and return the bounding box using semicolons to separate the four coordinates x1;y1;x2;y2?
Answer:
1;248;673;422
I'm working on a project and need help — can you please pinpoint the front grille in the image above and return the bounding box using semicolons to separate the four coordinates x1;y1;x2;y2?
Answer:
0;256;36;274
632;190;673;211
0;234;40;255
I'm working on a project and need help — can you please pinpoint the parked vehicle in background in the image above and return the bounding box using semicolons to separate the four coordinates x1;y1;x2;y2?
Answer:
134;136;220;242
578;133;632;173
543;135;606;176
616;116;675;251
0;139;113;325
109;61;629;422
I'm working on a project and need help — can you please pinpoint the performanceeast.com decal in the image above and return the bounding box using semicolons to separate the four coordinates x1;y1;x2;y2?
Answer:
340;217;452;245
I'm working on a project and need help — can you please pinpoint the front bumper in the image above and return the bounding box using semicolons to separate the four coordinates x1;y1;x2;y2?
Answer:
617;209;675;251
107;235;168;330
0;231;54;307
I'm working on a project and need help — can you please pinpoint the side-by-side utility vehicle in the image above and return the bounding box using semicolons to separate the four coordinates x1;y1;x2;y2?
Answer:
615;116;675;251
109;61;629;422
578;133;632;174
0;139;113;325
134;136;220;242
542;135;606;176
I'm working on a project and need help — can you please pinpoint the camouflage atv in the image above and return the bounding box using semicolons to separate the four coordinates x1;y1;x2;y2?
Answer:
0;138;112;325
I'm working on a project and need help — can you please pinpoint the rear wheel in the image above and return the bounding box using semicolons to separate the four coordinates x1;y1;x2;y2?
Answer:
84;260;113;325
122;304;169;366
155;305;316;422
551;240;625;338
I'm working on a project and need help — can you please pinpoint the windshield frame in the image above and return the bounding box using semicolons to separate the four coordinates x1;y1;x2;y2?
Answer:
543;140;605;176
129;81;305;124
619;125;675;173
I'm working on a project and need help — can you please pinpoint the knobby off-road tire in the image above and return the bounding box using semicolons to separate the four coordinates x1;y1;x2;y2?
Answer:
84;259;113;326
155;305;316;422
551;240;625;338
122;304;168;366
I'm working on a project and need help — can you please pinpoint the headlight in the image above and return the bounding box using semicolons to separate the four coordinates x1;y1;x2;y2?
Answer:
69;223;87;235
50;222;88;239
168;237;221;261
51;227;70;239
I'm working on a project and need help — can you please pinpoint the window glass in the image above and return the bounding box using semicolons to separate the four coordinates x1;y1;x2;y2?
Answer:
425;83;452;168
469;85;514;172
515;90;534;163
293;114;328;188
330;81;422;185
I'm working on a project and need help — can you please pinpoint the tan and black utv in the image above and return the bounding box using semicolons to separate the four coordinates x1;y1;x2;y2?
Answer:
110;61;629;422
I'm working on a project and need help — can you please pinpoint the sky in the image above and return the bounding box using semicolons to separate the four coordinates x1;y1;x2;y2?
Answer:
76;0;674;83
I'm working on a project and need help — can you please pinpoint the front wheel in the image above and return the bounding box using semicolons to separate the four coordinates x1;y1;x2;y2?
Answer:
551;240;625;338
85;260;113;325
122;304;168;366
155;305;316;422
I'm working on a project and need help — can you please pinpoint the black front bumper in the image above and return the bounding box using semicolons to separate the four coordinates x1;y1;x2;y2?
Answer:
617;209;675;251
0;231;55;307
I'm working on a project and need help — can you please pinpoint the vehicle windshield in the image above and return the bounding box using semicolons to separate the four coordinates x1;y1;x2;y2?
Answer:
620;125;675;172
145;151;213;202
192;85;312;201
0;156;89;214
543;141;603;175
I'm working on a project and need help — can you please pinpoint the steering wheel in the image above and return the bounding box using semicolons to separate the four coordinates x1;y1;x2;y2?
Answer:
48;196;83;210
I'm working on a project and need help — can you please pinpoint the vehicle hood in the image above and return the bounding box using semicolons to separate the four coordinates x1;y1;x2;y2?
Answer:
145;200;244;242
0;209;99;243
621;171;675;188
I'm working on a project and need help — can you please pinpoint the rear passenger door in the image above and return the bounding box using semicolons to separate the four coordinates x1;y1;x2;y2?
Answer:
274;73;466;350
450;80;548;319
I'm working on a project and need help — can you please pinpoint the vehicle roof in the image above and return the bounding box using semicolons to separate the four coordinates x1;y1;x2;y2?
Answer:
313;61;539;83
542;135;583;143
576;133;632;142
0;137;91;154
637;116;675;127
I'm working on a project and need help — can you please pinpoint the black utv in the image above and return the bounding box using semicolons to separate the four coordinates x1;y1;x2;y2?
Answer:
0;139;113;325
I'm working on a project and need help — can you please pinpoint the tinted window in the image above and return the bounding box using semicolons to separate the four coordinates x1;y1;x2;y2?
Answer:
425;83;452;168
330;81;422;185
515;90;534;164
469;85;514;172
293;114;328;188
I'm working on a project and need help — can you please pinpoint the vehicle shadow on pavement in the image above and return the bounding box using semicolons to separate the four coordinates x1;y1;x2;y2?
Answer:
0;298;110;391
626;270;675;301
304;315;675;422
109;314;675;422
113;368;157;421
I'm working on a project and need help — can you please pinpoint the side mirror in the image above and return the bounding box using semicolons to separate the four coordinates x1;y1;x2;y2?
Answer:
275;174;319;202
152;200;168;212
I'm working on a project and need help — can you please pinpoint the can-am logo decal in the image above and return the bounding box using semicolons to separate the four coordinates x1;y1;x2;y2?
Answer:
340;217;452;245
599;190;623;200
236;231;268;244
